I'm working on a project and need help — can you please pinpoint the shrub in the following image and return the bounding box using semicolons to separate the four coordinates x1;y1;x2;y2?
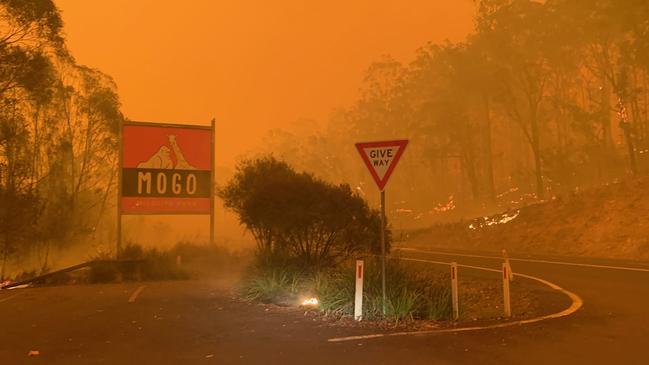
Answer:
220;156;389;270
89;243;190;283
240;253;303;304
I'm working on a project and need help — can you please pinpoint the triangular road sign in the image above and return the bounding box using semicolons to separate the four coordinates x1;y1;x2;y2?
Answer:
355;140;408;191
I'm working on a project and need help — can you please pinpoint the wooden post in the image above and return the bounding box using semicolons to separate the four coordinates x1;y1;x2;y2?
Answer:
503;263;512;318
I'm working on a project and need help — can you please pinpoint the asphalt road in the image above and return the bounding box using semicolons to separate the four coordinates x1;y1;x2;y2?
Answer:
1;249;648;365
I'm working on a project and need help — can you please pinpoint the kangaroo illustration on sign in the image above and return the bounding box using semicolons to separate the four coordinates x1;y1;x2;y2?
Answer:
137;134;197;170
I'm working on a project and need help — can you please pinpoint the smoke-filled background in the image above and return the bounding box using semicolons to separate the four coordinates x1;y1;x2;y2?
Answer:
2;1;649;274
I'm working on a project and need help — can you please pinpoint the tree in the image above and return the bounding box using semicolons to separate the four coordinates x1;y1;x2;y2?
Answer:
219;156;387;268
475;0;563;199
0;0;124;274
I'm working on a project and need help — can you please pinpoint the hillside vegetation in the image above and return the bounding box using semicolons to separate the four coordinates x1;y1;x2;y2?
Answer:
406;177;649;261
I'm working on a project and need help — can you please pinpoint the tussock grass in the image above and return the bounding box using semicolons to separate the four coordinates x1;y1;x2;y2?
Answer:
241;254;452;321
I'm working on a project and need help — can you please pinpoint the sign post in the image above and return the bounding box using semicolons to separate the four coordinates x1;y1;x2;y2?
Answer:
355;139;408;316
117;120;124;258
118;121;215;254
210;118;216;246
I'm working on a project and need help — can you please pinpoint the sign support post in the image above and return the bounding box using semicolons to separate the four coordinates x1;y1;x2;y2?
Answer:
380;190;386;315
355;139;408;318
116;119;123;259
210;118;216;246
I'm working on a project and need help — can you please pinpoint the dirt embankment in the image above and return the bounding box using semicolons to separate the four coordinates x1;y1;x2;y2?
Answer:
407;177;649;261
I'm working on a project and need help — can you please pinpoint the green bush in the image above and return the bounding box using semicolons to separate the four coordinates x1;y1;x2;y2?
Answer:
242;268;301;304
220;156;388;270
241;252;302;304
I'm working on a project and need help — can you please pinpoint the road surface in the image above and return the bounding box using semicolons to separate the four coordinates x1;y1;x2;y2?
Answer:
1;249;648;364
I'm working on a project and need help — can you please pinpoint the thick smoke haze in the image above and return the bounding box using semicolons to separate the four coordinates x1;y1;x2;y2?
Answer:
47;1;474;251
55;0;474;165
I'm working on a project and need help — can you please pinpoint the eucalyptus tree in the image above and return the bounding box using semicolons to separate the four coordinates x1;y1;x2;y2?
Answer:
475;0;566;198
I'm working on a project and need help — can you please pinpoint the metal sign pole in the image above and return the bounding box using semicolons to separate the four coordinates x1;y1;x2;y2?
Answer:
380;190;386;316
116;119;123;259
210;118;216;246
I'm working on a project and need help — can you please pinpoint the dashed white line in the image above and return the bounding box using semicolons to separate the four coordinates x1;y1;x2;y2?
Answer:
128;286;146;303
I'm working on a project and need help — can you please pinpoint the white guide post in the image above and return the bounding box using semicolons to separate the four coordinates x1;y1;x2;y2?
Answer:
502;263;512;318
354;260;364;321
451;262;459;320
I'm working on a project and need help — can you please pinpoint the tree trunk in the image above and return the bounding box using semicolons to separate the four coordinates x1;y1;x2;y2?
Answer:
530;105;544;199
622;122;637;176
482;94;496;201
1;229;8;281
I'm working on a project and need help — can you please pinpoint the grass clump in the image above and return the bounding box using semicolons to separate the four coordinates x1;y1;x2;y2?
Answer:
241;254;452;322
241;254;303;305
317;258;452;321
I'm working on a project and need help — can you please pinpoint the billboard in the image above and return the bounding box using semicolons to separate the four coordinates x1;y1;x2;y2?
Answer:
120;121;213;214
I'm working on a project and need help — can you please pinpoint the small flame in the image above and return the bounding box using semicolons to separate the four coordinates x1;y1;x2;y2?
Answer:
302;297;319;306
469;210;520;230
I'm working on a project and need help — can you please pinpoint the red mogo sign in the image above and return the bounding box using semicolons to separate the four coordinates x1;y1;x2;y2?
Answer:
120;122;213;214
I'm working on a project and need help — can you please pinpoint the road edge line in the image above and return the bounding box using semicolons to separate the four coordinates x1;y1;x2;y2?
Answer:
327;259;583;343
398;248;649;273
0;292;23;303
128;285;146;303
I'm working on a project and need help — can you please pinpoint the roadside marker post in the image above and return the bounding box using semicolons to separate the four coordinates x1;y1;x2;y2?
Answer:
450;262;459;320
502;263;512;318
355;139;408;316
354;260;364;321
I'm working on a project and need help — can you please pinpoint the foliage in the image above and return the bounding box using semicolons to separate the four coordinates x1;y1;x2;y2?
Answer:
220;156;388;269
258;0;649;225
0;1;124;277
241;256;452;321
326;258;452;321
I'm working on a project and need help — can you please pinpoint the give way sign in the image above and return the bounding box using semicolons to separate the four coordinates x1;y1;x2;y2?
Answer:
355;140;408;191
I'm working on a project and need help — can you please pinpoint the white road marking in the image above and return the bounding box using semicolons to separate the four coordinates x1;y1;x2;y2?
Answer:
128;286;146;303
327;257;583;343
394;257;501;273
398;248;649;273
0;292;22;303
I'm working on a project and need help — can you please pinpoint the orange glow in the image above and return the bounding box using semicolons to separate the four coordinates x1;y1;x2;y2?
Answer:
55;0;474;166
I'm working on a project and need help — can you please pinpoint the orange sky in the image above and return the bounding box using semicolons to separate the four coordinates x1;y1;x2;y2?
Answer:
55;1;475;166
